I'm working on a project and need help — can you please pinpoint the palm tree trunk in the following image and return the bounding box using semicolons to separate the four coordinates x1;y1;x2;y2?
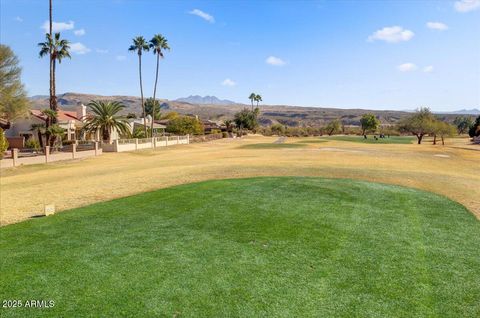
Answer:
51;58;58;122
49;0;54;115
49;0;52;35
151;53;160;137
138;53;147;137
251;100;253;111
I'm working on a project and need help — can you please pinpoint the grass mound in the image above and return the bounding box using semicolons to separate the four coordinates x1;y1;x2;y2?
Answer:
238;143;306;149
321;135;415;144
1;177;479;317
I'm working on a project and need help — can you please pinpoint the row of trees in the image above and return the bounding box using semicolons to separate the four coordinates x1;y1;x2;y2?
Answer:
129;35;169;137
398;107;456;145
453;115;480;137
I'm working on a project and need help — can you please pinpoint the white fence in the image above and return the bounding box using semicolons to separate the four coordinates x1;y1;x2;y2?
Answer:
102;135;189;152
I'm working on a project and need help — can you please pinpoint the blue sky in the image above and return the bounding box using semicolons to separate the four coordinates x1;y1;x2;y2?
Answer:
1;0;479;111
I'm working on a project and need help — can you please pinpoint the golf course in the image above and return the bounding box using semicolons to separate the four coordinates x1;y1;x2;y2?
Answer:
1;136;479;317
1;177;479;317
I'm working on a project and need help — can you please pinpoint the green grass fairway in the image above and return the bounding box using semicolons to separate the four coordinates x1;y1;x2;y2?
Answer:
1;177;479;317
238;143;306;149
321;135;415;144
295;139;329;144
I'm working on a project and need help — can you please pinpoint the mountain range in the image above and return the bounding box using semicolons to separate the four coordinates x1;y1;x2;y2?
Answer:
28;92;463;127
175;95;237;105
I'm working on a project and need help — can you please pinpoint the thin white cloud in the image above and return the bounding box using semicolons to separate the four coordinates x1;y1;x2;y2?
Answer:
41;20;75;33
368;26;414;43
221;78;236;87
74;28;86;36
426;22;448;30
70;42;91;55
188;9;215;23
397;63;418;72
454;0;480;12
15;16;23;22
266;56;286;66
423;65;434;73
96;48;109;54
116;55;126;61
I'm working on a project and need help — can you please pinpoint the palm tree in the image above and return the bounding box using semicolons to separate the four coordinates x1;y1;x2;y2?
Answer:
254;94;262;109
248;93;256;111
40;108;58;147
82;101;130;143
49;0;52;36
149;34;170;137
38;32;71;119
129;36;149;137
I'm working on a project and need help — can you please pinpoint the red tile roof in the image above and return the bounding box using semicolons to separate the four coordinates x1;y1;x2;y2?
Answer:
30;109;80;122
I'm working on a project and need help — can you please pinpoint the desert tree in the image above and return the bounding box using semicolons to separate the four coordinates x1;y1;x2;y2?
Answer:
453;116;474;135
326;119;342;136
468;116;480;138
432;121;456;145
82;101;130;143
360;113;380;136
397;107;435;144
144;98;161;120
0;45;29;122
129;36;149;137
166;116;203;135
234;108;258;135
149;34;170;136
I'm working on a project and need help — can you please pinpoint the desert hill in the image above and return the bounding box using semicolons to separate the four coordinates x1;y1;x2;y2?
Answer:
29;93;460;127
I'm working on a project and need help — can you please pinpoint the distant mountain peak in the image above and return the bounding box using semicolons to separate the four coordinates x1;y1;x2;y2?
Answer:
435;108;480;115
175;95;236;105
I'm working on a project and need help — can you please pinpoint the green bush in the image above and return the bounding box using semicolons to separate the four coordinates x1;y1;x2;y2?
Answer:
25;138;41;150
0;128;9;159
166;116;204;135
222;132;228;138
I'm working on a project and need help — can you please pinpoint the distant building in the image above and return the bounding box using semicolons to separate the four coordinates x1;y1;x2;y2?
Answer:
5;104;86;146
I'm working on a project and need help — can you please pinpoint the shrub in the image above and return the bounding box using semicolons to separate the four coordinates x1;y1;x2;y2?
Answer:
61;140;75;146
468;116;480;138
222;132;228;138
25;139;41;150
0;128;8;158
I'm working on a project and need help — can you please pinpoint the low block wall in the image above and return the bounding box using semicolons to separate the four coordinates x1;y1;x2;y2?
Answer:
103;136;189;152
0;144;102;169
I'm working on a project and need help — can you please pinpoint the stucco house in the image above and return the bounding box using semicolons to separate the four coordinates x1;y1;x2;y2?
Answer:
5;104;86;147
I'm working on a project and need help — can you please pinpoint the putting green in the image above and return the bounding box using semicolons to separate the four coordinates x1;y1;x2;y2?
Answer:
1;177;479;317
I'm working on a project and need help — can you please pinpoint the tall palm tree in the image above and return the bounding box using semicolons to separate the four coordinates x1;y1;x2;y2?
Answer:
248;93;256;111
82;101;130;143
38;32;71;120
129;36;149;137
254;94;262;108
149;34;170;137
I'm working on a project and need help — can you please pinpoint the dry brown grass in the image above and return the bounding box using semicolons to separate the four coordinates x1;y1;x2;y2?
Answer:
1;135;479;225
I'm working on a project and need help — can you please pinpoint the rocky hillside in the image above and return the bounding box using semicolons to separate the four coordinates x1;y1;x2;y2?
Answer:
29;92;459;126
